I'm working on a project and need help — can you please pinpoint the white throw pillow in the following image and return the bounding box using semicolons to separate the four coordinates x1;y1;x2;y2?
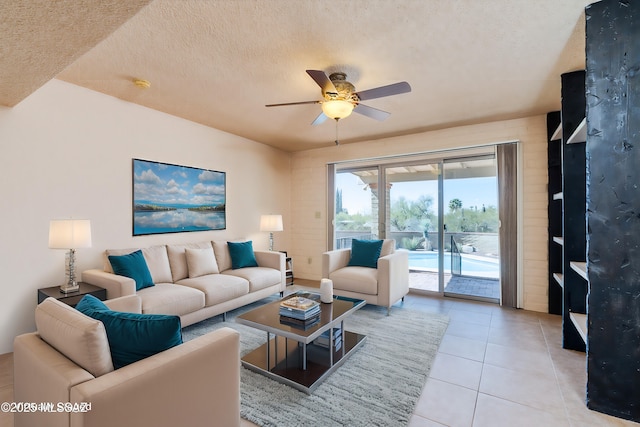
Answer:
212;240;232;272
186;247;219;278
167;242;214;282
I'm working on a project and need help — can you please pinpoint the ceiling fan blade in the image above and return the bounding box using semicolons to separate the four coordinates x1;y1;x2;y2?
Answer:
311;112;329;126
306;70;337;94
265;100;320;107
355;81;411;101
353;104;391;121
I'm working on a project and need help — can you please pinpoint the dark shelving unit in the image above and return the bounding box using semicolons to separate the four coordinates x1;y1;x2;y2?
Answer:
547;111;562;316
547;70;587;351
559;70;587;352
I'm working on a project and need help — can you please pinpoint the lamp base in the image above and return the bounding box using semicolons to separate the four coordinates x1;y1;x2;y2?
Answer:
60;283;80;294
60;248;79;293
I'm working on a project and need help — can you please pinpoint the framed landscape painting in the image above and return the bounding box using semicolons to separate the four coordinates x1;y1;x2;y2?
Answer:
132;159;226;236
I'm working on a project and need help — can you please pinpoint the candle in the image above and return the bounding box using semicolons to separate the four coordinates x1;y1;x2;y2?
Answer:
320;278;333;303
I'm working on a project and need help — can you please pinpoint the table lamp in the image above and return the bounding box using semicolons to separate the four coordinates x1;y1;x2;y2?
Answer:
260;214;283;251
49;219;92;293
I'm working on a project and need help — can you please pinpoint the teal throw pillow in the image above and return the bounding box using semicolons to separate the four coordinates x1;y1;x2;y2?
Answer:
227;241;259;269
348;239;384;268
76;295;182;369
76;293;111;312
108;250;154;291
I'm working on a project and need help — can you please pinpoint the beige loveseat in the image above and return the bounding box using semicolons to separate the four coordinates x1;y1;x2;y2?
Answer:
82;240;285;327
14;296;240;427
322;239;409;314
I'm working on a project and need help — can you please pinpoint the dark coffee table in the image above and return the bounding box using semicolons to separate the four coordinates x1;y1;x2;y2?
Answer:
236;291;366;393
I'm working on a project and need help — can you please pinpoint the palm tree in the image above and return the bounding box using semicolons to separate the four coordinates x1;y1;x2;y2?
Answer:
449;198;462;212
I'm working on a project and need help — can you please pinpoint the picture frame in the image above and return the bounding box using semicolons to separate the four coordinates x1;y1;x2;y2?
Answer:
132;159;226;236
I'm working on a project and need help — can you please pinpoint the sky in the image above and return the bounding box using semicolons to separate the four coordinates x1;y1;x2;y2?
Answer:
133;159;226;207
336;173;498;215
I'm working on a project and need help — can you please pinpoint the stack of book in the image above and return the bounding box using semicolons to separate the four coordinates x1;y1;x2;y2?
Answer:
279;295;321;329
314;327;342;351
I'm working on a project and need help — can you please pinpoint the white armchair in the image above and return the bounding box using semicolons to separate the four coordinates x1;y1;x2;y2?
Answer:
322;239;409;314
14;296;241;427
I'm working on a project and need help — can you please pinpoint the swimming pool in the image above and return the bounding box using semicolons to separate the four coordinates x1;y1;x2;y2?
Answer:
408;251;499;279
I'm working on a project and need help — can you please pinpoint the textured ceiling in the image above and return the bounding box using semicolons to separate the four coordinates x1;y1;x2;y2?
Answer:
2;0;592;152
0;0;151;107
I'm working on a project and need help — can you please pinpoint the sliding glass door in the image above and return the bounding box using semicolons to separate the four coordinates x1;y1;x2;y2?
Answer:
385;162;443;292
331;149;502;303
442;156;500;302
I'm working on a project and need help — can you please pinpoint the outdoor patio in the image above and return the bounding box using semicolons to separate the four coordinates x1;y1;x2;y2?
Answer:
409;271;500;302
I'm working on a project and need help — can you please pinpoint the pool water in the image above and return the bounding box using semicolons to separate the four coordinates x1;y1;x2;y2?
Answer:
408;251;499;279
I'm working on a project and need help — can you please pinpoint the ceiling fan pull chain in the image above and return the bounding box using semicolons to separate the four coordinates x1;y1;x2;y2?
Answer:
335;118;340;145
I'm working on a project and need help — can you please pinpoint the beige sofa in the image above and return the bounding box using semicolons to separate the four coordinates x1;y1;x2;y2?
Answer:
322;239;409;313
14;296;240;427
82;240;285;327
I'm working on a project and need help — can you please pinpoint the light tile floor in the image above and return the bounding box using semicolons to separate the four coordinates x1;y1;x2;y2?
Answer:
3;287;639;427
404;291;640;427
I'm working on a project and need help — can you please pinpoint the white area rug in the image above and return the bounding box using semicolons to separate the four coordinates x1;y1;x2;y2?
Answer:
183;299;449;427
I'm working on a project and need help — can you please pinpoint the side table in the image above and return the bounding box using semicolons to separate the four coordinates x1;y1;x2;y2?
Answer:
286;257;294;286
37;282;107;307
280;251;294;286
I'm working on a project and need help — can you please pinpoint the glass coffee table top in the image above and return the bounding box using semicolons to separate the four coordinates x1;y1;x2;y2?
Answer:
237;291;365;343
236;291;367;393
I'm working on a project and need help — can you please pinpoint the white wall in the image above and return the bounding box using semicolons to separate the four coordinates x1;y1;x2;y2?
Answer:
290;116;549;312
0;80;291;354
0;79;551;354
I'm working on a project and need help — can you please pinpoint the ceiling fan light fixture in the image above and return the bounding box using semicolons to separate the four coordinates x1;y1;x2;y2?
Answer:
321;99;354;120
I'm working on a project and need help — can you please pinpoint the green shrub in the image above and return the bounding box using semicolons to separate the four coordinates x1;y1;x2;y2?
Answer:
402;236;423;250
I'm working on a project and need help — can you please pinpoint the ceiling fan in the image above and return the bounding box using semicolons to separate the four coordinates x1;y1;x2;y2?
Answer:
266;70;411;126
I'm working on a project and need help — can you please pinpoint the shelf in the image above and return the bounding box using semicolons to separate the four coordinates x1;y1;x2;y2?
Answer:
570;261;588;280
547;72;587;344
569;312;587;343
553;273;564;287
285;257;293;286
551;123;563;141
566;118;587;144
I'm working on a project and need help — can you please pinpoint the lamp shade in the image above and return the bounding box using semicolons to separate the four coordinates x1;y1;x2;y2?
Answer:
49;219;92;249
260;215;283;232
321;100;354;120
